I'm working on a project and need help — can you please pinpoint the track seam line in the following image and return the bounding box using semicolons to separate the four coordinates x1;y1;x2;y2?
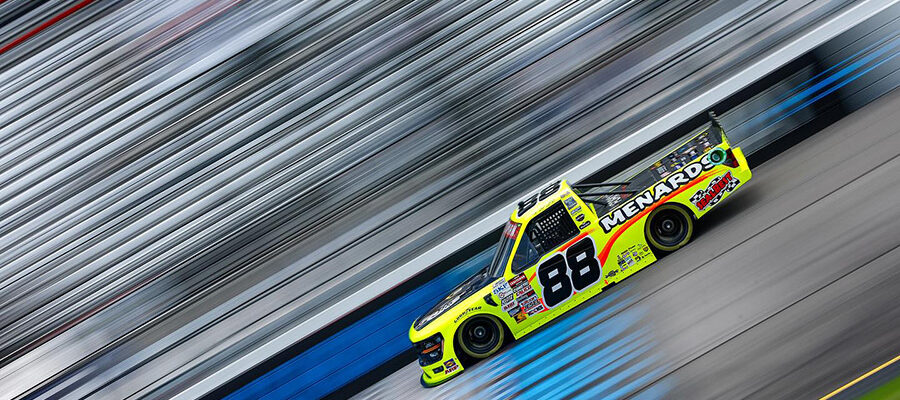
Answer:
433;126;900;398
617;128;900;320
378;119;900;399
640;243;900;400
623;151;900;399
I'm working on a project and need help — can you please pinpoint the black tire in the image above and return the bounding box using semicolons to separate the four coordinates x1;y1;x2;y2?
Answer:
456;315;505;359
645;204;694;252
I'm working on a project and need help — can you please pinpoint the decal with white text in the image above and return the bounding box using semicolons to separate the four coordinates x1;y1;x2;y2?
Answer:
599;156;719;233
690;171;740;211
508;273;545;316
492;280;518;314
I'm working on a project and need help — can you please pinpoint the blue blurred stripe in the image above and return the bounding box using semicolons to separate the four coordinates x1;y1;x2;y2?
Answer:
225;248;494;400
770;30;898;105
227;27;900;400
756;32;900;131
769;45;900;127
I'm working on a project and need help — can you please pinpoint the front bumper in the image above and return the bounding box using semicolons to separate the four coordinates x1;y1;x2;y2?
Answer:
416;347;465;387
420;363;460;387
412;329;465;386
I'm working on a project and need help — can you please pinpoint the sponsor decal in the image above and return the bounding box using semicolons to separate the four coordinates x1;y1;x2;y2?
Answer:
444;358;459;374
513;284;533;298
599;157;719;233
499;295;517;311
616;244;652;271
617;250;634;270
690;171;740;211
512;286;535;300
517;300;535;314
519;296;544;316
509;274;529;292
605;269;619;279
492;280;518;312
575;214;585;222
502;221;520;239
524;306;543;317
507;306;528;323
454;306;482;324
634;244;650;260
500;294;517;311
579;221;590;230
564;196;577;209
570;205;582;214
508;272;546;317
491;280;509;294
512;309;528;323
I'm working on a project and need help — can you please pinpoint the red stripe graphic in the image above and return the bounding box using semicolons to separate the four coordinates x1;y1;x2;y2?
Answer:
0;0;95;56
598;170;717;265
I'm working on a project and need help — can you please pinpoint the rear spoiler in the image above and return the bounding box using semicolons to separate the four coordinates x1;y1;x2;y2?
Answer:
573;111;728;211
708;110;729;146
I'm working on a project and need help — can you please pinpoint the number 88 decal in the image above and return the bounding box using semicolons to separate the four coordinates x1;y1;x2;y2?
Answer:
537;237;602;308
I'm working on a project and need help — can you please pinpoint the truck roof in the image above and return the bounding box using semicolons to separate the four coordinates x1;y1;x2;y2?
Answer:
509;180;577;224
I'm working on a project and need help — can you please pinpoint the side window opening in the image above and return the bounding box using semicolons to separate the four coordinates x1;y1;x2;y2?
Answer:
512;234;539;273
511;202;579;273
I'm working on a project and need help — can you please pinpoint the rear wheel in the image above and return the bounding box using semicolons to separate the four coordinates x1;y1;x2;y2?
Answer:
456;315;505;359
645;204;694;252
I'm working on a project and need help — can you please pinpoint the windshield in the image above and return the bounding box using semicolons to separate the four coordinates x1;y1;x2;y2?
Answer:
487;221;520;278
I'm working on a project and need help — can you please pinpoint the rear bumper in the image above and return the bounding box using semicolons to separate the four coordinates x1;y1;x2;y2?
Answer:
731;146;752;183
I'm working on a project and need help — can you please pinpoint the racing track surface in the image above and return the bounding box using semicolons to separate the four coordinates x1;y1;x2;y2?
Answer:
353;86;900;399
4;2;870;396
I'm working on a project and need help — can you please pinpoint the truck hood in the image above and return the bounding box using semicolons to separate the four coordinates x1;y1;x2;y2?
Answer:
414;267;494;331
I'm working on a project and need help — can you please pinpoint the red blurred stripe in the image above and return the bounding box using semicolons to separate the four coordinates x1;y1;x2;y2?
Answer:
0;0;95;56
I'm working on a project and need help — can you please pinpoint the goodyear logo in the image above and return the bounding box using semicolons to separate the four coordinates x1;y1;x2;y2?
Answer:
454;306;482;324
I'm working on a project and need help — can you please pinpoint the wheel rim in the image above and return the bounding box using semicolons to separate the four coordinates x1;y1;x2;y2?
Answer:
459;316;503;358
647;207;691;250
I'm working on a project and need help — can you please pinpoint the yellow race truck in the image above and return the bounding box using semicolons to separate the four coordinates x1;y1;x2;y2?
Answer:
410;114;752;386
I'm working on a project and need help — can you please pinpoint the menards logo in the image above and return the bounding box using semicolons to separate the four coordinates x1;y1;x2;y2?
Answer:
599;158;717;234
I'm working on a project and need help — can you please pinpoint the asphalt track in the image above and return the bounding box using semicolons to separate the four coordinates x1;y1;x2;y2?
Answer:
353;86;900;399
3;2;864;396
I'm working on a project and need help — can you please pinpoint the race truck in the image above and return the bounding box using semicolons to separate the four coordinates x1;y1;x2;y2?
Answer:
410;113;752;387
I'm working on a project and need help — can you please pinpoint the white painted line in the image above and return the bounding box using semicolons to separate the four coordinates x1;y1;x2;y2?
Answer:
174;1;898;397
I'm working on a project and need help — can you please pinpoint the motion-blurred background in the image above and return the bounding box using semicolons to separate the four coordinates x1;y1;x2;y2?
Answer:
0;1;898;399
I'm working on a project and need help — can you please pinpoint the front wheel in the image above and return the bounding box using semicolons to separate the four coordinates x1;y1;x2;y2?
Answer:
645;204;694;252
456;315;505;359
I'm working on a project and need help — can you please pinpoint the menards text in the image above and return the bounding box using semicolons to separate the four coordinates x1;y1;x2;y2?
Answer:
599;157;716;233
